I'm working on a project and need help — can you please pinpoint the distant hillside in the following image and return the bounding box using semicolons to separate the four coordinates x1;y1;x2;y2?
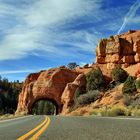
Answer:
0;76;22;114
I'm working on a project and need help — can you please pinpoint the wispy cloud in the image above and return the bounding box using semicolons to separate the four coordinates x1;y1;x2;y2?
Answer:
0;0;103;60
0;69;35;74
0;68;49;75
117;0;140;34
130;15;140;23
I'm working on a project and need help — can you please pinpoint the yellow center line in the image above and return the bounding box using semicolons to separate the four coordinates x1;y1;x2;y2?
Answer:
29;116;51;140
17;116;48;140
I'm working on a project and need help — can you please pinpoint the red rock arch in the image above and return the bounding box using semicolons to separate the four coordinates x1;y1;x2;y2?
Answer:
16;68;84;115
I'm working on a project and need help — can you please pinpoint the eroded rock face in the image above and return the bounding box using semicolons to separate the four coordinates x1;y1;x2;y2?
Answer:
16;68;80;114
96;30;140;69
61;74;86;114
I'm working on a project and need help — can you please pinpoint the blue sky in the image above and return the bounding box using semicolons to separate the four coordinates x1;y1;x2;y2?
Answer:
0;0;140;81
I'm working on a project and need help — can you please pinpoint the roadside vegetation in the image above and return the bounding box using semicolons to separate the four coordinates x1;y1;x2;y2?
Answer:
70;65;140;117
0;113;24;120
69;67;104;113
70;67;103;112
91;106;140;117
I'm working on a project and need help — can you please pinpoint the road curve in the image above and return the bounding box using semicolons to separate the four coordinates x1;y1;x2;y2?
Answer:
0;115;45;140
0;115;140;140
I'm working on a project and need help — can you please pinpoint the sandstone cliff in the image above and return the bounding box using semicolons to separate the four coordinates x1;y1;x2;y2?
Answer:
96;30;140;69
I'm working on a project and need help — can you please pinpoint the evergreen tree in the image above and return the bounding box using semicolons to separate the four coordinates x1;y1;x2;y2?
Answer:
86;67;104;91
122;76;136;95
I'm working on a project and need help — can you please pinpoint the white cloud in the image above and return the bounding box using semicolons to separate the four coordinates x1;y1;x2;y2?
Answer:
0;69;35;74
0;2;15;15
79;61;93;67
117;0;140;34
24;0;99;27
0;29;42;60
54;30;100;51
128;15;140;24
72;31;100;52
0;0;103;60
0;67;49;75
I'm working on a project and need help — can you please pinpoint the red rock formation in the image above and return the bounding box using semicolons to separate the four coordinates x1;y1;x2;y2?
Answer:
61;74;86;114
96;30;140;69
16;68;80;114
135;69;140;78
16;29;140;115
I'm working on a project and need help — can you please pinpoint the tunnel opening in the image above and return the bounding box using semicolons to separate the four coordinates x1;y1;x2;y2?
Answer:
31;99;59;115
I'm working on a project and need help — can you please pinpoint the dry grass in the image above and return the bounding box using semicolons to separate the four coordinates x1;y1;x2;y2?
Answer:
91;106;130;117
69;104;140;117
131;109;140;117
91;106;140;117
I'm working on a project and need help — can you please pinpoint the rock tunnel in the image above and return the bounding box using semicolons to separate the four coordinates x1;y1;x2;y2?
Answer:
30;98;60;115
16;67;86;115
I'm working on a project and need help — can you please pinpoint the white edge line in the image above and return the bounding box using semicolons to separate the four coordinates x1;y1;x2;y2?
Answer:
91;116;140;121
0;115;33;123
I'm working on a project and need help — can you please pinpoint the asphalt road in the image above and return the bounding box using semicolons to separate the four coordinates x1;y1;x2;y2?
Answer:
0;115;140;140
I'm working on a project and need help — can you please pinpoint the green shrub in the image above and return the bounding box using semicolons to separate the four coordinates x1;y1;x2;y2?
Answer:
75;87;86;98
67;62;78;70
77;90;99;105
111;65;128;83
75;88;82;98
122;76;136;95
86;67;104;91
135;79;140;90
96;108;108;116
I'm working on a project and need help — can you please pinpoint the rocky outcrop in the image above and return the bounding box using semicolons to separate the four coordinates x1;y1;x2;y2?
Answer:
16;67;80;114
96;30;140;69
61;74;86;114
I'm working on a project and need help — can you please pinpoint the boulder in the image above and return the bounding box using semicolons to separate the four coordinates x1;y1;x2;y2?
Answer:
133;40;140;53
134;53;140;63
